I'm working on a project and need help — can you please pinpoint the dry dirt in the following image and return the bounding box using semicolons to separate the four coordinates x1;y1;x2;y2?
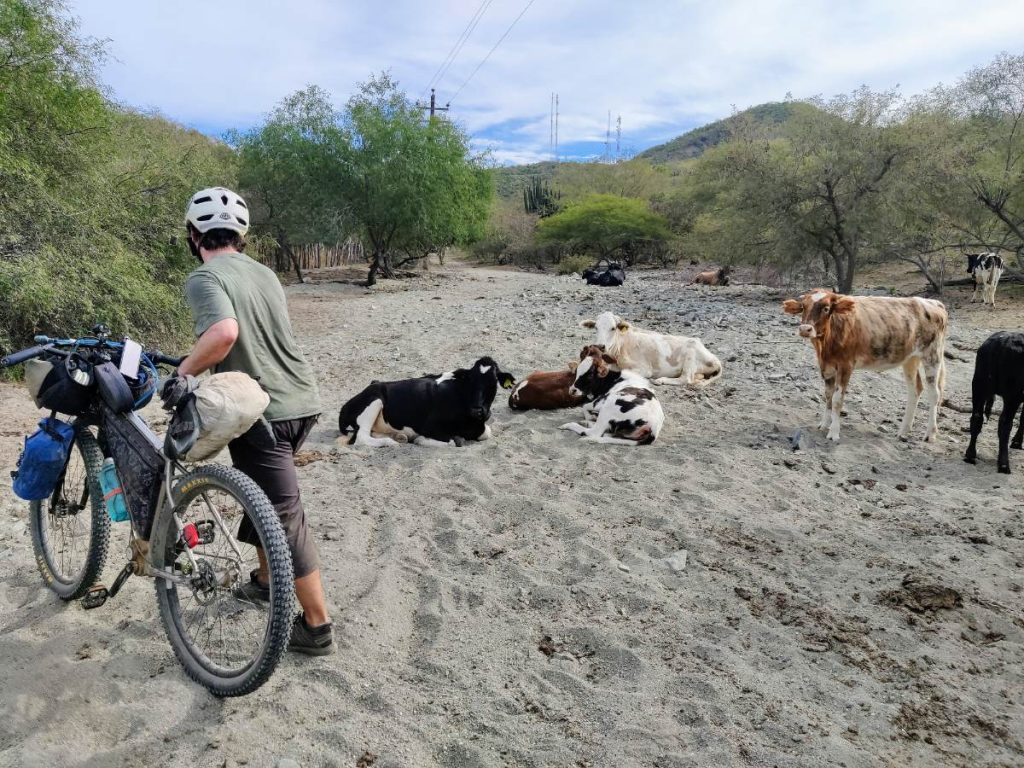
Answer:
0;265;1022;768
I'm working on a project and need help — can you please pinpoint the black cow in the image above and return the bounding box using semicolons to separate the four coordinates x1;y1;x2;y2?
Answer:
338;357;516;447
964;331;1024;473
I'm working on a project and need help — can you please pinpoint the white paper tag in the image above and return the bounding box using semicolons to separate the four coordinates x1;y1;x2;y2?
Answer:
119;338;142;380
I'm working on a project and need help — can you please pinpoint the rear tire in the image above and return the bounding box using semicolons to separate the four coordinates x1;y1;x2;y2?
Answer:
29;429;110;600
152;464;294;697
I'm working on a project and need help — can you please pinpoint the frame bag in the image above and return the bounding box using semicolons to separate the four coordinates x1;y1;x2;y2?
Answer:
100;405;163;539
12;417;76;501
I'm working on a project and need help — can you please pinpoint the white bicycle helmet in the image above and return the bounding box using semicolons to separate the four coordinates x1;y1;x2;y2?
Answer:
185;187;250;235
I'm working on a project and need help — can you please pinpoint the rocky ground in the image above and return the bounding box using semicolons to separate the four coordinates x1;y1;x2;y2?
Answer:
0;265;1022;768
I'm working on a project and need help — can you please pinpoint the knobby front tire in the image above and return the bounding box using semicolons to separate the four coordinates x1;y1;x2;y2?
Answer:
29;429;110;600
152;463;295;697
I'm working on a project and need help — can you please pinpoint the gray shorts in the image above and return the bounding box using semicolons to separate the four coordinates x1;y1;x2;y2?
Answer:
228;416;320;578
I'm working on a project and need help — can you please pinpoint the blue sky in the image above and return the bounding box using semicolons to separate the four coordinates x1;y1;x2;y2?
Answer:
71;0;1024;165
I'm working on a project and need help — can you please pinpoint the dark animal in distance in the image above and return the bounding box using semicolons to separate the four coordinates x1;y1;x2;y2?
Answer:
338;357;516;447
964;331;1024;474
966;252;1003;306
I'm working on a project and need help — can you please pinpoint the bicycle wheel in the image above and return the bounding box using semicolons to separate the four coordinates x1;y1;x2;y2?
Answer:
29;429;110;600
151;464;295;697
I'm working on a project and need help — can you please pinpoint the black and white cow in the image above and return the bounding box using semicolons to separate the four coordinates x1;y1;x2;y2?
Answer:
338;357;516;447
964;331;1024;474
967;252;1004;306
559;345;664;445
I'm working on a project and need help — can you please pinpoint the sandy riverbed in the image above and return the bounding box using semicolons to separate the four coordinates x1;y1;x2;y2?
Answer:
0;265;1021;768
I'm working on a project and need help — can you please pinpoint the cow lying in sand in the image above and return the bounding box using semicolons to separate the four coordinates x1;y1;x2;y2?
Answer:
508;365;589;410
967;252;1003;306
581;311;722;386
338;357;516;447
691;266;731;286
783;290;947;442
559;345;664;445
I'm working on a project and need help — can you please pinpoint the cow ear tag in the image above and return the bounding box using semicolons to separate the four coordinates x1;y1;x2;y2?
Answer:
500;374;516;390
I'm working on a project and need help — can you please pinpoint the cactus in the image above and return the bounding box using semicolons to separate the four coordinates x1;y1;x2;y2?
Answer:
523;176;560;217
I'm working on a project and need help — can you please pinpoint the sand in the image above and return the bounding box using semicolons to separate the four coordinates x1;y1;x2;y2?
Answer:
0;265;1022;768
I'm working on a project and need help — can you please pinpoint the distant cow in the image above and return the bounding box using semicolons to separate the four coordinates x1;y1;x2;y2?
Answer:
508;365;589;411
691;266;731;286
967;252;1003;306
783;290;948;442
338;357;516;447
964;331;1024;474
581;311;722;386
559;346;664;445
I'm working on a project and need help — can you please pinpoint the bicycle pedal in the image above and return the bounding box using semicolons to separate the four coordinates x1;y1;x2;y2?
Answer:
81;585;109;610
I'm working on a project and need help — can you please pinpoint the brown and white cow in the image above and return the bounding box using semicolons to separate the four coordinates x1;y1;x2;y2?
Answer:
508;365;589;410
782;290;948;442
581;311;722;386
691;266;731;286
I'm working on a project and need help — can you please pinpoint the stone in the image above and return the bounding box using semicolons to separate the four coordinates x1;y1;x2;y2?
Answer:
664;550;688;573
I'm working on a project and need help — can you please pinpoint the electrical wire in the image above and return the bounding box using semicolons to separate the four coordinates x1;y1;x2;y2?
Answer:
447;0;537;104
422;0;494;96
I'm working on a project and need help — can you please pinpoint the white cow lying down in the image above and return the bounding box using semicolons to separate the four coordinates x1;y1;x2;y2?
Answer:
581;311;722;386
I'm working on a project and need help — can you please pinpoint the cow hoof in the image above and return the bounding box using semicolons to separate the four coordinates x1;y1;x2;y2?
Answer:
964;455;977;464
998;465;1011;475
1011;441;1023;450
827;432;840;443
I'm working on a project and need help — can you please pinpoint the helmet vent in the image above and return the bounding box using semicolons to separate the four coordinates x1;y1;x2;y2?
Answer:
196;213;214;221
237;216;248;226
220;194;229;205
192;195;212;204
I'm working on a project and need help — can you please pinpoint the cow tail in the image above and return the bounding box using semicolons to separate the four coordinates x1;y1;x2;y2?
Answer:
984;394;995;421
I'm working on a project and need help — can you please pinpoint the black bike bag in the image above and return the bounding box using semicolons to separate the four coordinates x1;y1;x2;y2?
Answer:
94;362;135;414
100;404;163;539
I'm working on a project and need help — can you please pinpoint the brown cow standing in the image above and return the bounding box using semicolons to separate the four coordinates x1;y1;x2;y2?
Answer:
782;290;948;442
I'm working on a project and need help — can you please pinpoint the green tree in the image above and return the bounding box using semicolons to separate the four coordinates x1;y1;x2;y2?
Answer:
336;72;492;285
1;0;236;354
688;89;902;293
233;86;347;282
536;193;671;263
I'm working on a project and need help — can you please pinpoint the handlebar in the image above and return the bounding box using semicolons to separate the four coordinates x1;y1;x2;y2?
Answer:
149;352;183;368
4;337;183;370
0;345;51;368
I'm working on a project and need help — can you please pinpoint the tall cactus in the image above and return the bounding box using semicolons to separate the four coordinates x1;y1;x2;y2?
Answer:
523;176;559;217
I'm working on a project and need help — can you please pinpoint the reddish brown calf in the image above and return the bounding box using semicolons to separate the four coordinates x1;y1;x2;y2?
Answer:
508;366;587;410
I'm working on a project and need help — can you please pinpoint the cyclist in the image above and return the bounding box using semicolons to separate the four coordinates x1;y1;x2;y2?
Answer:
174;187;333;655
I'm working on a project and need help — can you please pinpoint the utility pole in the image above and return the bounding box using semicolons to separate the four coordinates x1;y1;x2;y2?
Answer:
604;110;611;162
555;93;560;164
416;88;450;119
550;92;554;160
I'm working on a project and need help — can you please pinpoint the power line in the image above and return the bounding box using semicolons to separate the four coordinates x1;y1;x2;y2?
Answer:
422;0;493;97
448;0;537;104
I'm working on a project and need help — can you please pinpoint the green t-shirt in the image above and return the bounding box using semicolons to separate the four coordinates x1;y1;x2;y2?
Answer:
184;252;321;422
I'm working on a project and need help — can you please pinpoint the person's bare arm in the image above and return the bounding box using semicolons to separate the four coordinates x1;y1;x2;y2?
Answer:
177;318;239;377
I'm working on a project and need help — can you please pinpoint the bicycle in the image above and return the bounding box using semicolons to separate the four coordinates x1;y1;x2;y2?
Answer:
1;326;295;696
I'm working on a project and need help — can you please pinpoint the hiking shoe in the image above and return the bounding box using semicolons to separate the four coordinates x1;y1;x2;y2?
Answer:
232;569;270;603
289;613;335;656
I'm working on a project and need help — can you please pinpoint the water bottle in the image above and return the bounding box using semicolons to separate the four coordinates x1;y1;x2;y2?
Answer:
99;458;129;522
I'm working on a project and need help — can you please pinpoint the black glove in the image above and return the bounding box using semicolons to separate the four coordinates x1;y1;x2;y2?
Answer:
160;374;198;410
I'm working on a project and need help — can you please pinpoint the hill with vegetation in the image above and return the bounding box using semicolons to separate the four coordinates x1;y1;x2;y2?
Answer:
638;101;816;164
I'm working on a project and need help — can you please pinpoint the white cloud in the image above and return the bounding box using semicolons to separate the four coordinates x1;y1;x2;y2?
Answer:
69;0;1024;160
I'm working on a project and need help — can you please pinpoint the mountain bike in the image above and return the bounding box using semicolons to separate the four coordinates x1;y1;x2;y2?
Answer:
1;326;295;696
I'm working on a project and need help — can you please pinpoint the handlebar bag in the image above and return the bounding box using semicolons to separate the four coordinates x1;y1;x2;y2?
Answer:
12;417;75;501
167;372;270;462
94;361;135;414
27;356;94;415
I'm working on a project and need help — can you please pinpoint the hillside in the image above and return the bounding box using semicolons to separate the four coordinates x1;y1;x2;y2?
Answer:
492;160;559;198
638;101;813;164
